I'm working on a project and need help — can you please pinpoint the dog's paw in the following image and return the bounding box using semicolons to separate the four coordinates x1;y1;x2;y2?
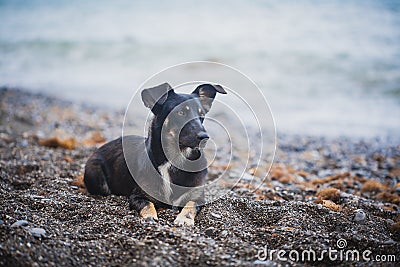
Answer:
140;217;158;224
174;201;196;226
174;213;195;226
140;203;158;221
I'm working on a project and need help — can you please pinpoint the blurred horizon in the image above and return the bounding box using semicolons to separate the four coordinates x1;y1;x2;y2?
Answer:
1;0;400;139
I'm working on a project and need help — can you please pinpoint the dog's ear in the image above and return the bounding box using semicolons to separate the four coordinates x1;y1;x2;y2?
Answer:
192;84;227;113
141;83;173;111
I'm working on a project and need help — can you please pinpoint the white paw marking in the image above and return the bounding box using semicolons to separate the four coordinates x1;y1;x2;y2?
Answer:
174;213;195;226
139;203;158;221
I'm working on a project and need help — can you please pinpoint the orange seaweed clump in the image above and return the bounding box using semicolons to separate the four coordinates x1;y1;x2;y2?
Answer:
296;170;309;178
316;187;341;202
394;183;400;190
389;168;400;177
311;172;350;185
213;163;234;171
64;156;73;163
38;130;108;150
361;180;387;193
71;174;87;193
382;205;398;212
81;131;107;146
269;164;296;184
374;192;400;205
39;136;77;150
314;199;341;211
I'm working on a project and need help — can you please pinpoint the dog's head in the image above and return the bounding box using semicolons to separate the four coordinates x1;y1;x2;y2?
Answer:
141;83;226;149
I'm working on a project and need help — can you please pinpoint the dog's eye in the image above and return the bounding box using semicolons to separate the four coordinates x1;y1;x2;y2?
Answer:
198;108;204;117
177;110;185;116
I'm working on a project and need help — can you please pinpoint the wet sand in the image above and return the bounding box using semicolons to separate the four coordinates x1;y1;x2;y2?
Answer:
0;88;399;266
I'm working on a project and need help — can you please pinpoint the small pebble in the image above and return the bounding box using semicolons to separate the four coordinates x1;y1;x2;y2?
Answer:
253;260;275;265
29;195;44;199
28;227;46;238
271;181;284;188
241;173;254;181
210;212;222;219
386;219;394;225
11;220;29;228
19;139;29;147
382;239;396;245
340;192;353;199
353;209;366;223
204;227;215;237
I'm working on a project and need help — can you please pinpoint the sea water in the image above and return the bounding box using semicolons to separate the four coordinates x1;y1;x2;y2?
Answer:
0;0;399;138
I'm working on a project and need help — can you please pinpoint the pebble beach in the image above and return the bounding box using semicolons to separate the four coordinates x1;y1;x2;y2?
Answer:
0;88;399;266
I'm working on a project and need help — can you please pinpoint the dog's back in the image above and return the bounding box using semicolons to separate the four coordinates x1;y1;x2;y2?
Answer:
84;135;144;196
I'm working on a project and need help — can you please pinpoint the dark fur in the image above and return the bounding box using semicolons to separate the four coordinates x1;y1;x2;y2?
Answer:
84;83;226;216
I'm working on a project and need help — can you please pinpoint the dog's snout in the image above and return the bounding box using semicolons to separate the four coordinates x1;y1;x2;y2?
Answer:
197;132;209;141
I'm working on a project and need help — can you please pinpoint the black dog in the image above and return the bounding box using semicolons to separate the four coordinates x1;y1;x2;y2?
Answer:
84;83;226;226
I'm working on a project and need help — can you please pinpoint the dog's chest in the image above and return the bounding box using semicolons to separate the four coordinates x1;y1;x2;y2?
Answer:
157;159;205;205
158;162;173;201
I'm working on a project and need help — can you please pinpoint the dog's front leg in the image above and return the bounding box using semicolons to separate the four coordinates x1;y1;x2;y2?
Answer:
128;195;158;221
174;201;197;226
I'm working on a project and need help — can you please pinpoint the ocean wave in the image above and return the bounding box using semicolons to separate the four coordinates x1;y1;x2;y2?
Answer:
1;0;400;137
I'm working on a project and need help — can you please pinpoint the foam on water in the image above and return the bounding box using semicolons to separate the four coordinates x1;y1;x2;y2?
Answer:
0;0;399;138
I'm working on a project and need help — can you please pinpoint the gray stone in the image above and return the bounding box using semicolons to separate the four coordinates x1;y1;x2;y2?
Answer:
204;227;215;237
353;209;366;223
210;212;222;219
11;220;29;228
28;227;46;238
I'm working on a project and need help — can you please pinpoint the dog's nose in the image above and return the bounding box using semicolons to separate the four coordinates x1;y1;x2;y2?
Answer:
196;132;209;141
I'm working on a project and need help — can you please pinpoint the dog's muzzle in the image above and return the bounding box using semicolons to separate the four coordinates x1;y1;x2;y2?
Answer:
196;132;209;149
